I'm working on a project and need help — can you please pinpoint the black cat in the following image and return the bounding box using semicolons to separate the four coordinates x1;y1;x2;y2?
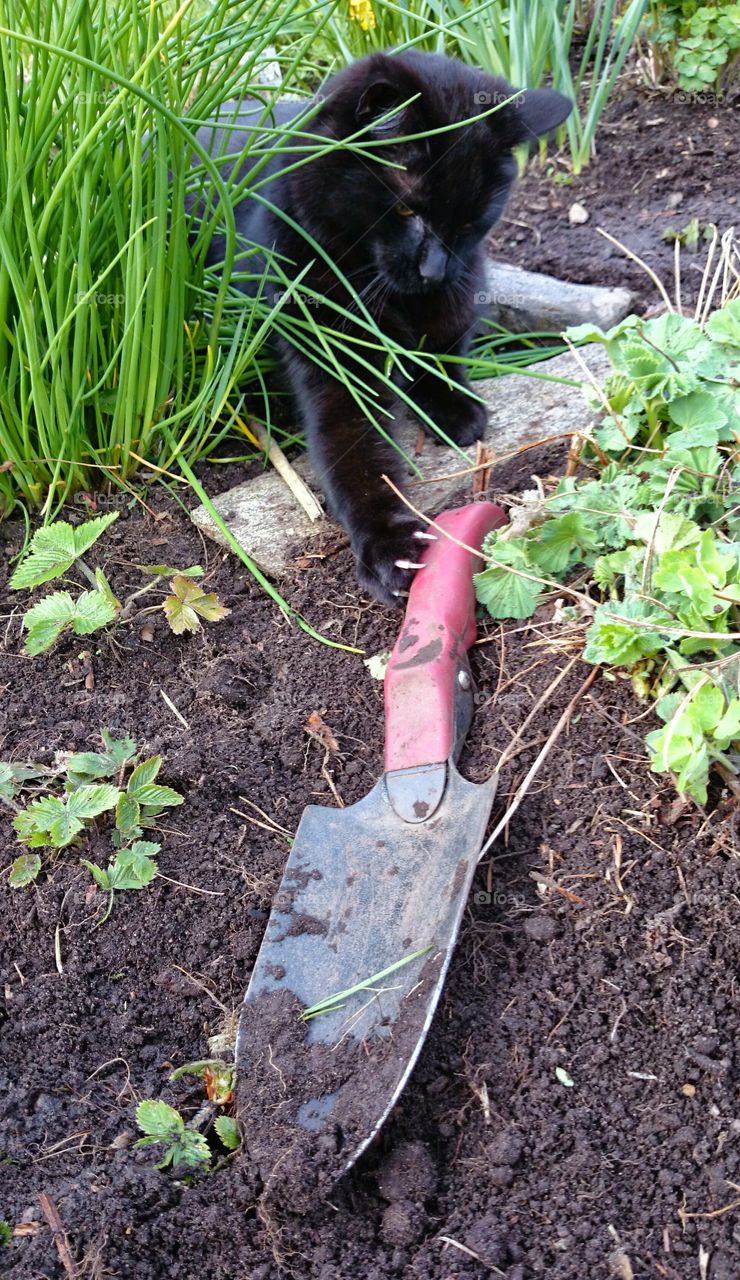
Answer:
192;51;571;604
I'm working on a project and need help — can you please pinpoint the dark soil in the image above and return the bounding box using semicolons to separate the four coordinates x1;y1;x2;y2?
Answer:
490;84;740;315
2;83;740;1280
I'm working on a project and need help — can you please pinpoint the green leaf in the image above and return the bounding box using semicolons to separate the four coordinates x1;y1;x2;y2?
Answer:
593;547;640;590
94;567;121;611
71;590;118;636
15;794;66;837
632;513;702;556
116;792;141;837
9;513;118;590
133;784;183;810
214;1115;240;1151
475;540;543;620
583;601;670;667
8;853;42;887
706;298;740;348
22;589;117;654
712;699;740;749
168;1130;211;1170
136;1100;183;1140
66;783;121;821
528;513;600;575
100;729;137;768
66;751;118;782
127;757;162;795
48;811;85;847
81;859;112;891
668;389;728;435
108;845;158;891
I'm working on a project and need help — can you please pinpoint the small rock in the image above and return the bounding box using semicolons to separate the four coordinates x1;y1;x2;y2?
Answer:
140;623;155;643
708;116;719;128
666;190;684;209
568;202;589;225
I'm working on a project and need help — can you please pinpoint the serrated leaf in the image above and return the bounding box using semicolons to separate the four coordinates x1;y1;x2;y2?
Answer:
71;590;118;636
15;794;66;836
9;853;42;887
98;730;137;770
49;810;85;846
136;1100;183;1139
706;298;740;348
108;846;158;890
163;576;230;634
66;783;120;820
668;389;728;434
10;513;118;590
475;541;543;620
583;601;670;666
127;757;162;795
632;513;702;555
528;512;601;575
134;783;183;810
66;751;117;782
94;567;121;611
81;859;112;890
214;1115;240;1150
116;791;141;836
713;699;740;748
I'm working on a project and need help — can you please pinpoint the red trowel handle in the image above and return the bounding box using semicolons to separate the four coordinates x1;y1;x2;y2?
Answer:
384;502;507;772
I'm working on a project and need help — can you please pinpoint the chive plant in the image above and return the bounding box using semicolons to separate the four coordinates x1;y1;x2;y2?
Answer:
0;0;563;525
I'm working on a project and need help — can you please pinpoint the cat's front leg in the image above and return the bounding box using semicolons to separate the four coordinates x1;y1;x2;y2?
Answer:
285;353;433;606
406;341;487;447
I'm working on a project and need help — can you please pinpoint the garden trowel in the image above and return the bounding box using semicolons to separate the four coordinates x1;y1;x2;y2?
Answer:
235;501;506;1204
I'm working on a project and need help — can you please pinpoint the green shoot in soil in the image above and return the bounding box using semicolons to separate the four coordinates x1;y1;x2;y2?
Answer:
134;1101;211;1171
475;297;740;804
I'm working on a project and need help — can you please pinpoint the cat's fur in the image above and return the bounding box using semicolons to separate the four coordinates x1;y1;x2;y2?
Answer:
193;51;571;604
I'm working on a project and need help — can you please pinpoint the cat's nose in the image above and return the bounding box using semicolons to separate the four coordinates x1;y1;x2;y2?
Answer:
418;239;448;286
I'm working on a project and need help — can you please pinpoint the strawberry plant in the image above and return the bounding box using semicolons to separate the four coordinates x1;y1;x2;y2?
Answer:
9;514;229;654
2;731;183;902
475;298;740;804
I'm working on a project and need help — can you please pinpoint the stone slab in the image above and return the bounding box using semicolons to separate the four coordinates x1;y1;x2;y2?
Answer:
483;260;634;334
191;343;611;577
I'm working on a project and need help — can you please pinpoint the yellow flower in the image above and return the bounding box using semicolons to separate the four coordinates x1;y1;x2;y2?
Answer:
349;0;376;32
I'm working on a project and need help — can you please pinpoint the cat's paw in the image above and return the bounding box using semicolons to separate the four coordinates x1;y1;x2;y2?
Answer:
353;518;435;607
418;394;487;447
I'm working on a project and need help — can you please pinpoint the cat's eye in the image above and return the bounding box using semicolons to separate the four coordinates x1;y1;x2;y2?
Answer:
396;204;414;217
459;222;474;234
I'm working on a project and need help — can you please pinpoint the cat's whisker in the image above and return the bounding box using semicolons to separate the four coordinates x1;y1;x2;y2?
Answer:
413;531;438;542
395;559;426;571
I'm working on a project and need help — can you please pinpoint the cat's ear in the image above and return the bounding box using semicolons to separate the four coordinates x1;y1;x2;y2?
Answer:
355;79;414;137
505;88;573;143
